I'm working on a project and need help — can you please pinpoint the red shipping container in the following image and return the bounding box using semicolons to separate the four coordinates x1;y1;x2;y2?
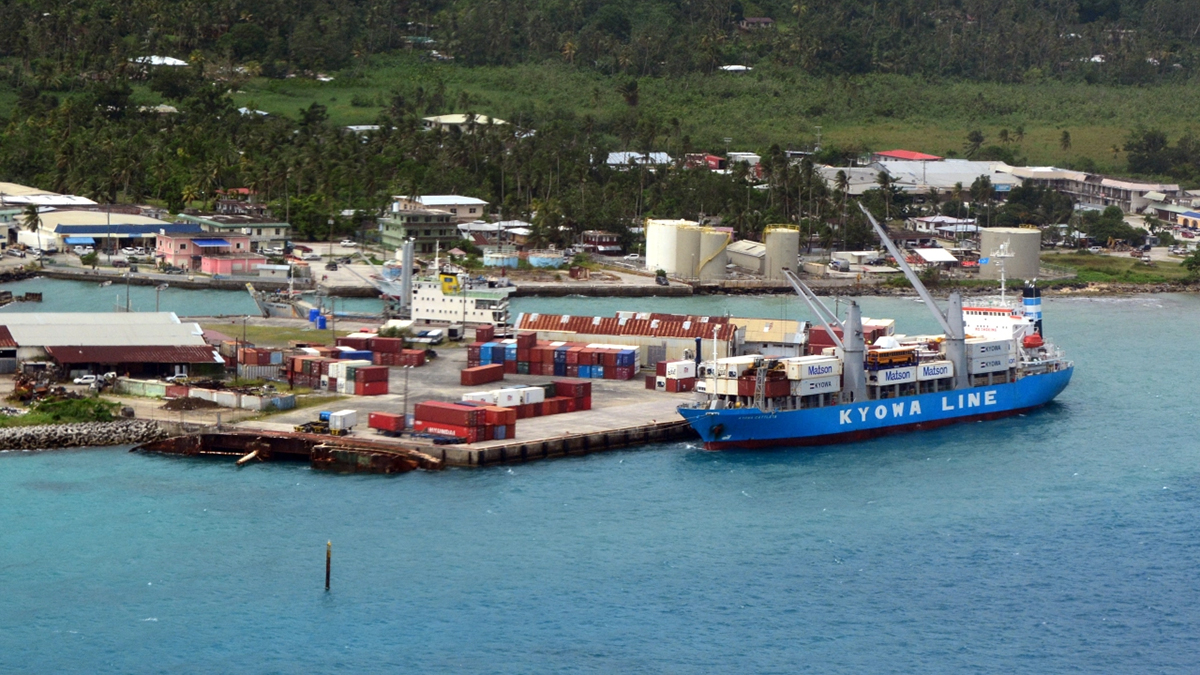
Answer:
543;347;557;365
517;348;531;362
579;348;597;365
475;325;495;342
461;364;504;386
516;332;537;348
614;366;634;380
566;347;583;365
564;397;577;413
359;380;389;396
576;396;591;411
327;377;337;391
484;406;517;426
565;365;579;377
355;365;390;383
656;361;667;376
414;401;483;427
529;361;543;376
737;377;756;397
336;336;371;350
765;379;789;398
665;377;695;393
413;420;480;443
532;402;544;417
368;411;405;432
468;359;480;368
601;350;618;367
646;374;657;390
503;360;518;374
368;337;403;353
552;379;591;398
467;342;483;359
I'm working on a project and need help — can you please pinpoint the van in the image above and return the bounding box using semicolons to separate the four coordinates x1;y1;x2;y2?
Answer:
828;259;850;272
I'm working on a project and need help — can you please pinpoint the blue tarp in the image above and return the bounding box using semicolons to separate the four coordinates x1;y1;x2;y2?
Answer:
63;237;96;245
192;238;231;247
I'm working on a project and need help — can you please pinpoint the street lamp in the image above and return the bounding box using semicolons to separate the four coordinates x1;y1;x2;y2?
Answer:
155;283;169;312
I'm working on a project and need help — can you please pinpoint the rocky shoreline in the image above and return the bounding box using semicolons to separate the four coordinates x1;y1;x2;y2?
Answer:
0;420;168;451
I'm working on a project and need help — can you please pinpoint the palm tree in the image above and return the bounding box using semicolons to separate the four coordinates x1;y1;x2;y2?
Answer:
23;204;43;252
1060;130;1072;156
1014;125;1026;143
876;171;894;220
963;130;985;158
998;129;1010;145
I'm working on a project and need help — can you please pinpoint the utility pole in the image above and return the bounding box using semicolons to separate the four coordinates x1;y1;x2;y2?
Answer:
124;270;131;312
155;283;168;312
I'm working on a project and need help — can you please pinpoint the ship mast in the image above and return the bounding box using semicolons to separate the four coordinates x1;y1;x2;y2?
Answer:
857;203;969;390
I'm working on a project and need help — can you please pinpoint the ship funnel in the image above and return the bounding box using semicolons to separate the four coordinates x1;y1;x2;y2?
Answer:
946;293;969;390
1023;282;1043;335
843;301;867;403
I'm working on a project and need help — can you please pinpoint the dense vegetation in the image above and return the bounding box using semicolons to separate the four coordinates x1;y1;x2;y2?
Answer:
1;1;1198;245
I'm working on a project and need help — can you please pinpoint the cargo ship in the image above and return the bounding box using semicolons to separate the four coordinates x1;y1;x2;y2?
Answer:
676;206;1073;450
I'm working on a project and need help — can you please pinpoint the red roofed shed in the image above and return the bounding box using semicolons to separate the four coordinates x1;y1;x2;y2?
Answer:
872;149;943;162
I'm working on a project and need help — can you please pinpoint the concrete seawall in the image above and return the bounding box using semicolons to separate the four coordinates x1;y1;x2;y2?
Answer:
0;420;167;451
422;419;697;467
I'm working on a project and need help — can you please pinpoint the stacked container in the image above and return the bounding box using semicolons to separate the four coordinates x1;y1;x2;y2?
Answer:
353;365;390;396
412;401;516;442
367;411;405;435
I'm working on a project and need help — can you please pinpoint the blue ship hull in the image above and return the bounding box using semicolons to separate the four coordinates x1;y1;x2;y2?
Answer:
677;367;1073;450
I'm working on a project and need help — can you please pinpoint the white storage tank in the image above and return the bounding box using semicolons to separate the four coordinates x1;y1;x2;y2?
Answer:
697;228;730;281
483;252;519;268
672;224;702;279
980;227;1041;281
763;227;800;280
645;219;692;274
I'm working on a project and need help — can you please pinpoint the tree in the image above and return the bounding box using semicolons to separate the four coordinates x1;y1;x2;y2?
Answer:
1014;125;1026;144
22;204;42;251
875;171;894;220
964;130;985;158
998;129;1010;145
1185;249;1200;276
1060;130;1072;155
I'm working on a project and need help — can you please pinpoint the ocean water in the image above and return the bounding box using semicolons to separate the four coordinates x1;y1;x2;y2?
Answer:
2;291;1200;673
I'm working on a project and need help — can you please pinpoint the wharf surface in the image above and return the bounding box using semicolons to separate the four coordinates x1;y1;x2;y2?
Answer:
144;346;699;471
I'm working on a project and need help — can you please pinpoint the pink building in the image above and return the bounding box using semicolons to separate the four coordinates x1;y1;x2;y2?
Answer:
156;233;266;275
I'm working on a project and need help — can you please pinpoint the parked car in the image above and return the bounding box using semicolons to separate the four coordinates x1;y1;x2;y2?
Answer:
112;259;128;268
339;239;357;247
73;375;97;385
303;253;322;261
164;266;186;275
623;253;639;260
5;249;25;258
655;275;670;286
121;247;139;256
325;262;339;271
73;245;94;255
828;259;850;272
163;374;187;383
1087;246;1102;253
293;244;313;253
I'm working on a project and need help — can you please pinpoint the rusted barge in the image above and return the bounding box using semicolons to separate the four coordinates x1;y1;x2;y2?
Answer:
133;431;443;474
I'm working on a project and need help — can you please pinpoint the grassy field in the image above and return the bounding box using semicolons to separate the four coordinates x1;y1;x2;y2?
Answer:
215;55;1200;173
1045;251;1193;283
201;323;352;349
0;399;119;428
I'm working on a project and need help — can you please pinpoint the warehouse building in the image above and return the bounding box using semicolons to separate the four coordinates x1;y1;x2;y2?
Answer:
516;312;743;366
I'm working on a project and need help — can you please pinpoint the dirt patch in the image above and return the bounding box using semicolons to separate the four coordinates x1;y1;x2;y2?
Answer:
161;397;222;411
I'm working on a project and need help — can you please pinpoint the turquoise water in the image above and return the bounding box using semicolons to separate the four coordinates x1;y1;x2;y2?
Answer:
0;277;387;317
3;289;1200;672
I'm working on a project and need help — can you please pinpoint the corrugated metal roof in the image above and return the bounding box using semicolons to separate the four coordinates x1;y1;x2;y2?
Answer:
0;326;16;347
46;345;221;364
0;314;205;348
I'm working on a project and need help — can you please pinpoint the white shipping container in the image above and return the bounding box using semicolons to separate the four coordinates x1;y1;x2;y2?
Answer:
715;378;740;396
462;391;497;404
916;360;955;381
695;379;711;394
520;387;545;405
328;363;344;379
784;356;842;380
867;366;917;386
655;376;667;390
791;376;841;395
966;338;1012;358
495;390;522;407
665;361;696;379
1007;355;1017;369
329;409;357;430
968;356;1008;374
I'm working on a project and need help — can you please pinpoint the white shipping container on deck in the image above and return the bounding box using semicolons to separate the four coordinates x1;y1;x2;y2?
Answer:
462;391;497;404
783;356;842;380
495;390;522;407
791;376;841;395
968;356;1008;374
867;366;917;386
329;409;357;430
917;360;955;381
966;338;1012;358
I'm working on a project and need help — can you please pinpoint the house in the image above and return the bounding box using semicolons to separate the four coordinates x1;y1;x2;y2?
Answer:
909;215;976;234
378;208;457;253
16;208;201;252
392;195;488;223
738;318;808;358
421;114;508;133
174;213;291;251
156;232;265;274
0;311;221;379
738;17;775;30
581;230;622;255
606;152;673;170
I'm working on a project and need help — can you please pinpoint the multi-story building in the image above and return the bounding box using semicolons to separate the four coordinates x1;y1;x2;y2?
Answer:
156;232;265;274
175;213;291;251
391;195;488;223
378;209;457;254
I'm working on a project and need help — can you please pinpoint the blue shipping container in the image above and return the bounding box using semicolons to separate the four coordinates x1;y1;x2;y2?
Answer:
554;346;569;363
554;363;567;376
592;366;604;379
578;365;591;378
319;411;331;422
494;425;507;440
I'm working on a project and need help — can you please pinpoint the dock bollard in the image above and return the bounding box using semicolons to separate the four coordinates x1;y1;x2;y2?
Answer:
325;541;331;591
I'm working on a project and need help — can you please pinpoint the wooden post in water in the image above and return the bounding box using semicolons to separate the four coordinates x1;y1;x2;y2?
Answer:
325;541;331;591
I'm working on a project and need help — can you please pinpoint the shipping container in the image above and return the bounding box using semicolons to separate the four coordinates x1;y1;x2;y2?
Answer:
413;420;479;443
414;401;482;427
463;391;498;405
484;406;517;426
368;411;405;432
368;337;403;353
664;360;697;379
968;356;1009;374
790;376;841;395
966;338;1013;358
475;325;495;343
495;389;522;408
867;366;917;386
783;356;842;380
461;364;504;386
665;377;695;393
354;365;389;383
519;387;545;405
917;360;955;381
329;409;357;430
